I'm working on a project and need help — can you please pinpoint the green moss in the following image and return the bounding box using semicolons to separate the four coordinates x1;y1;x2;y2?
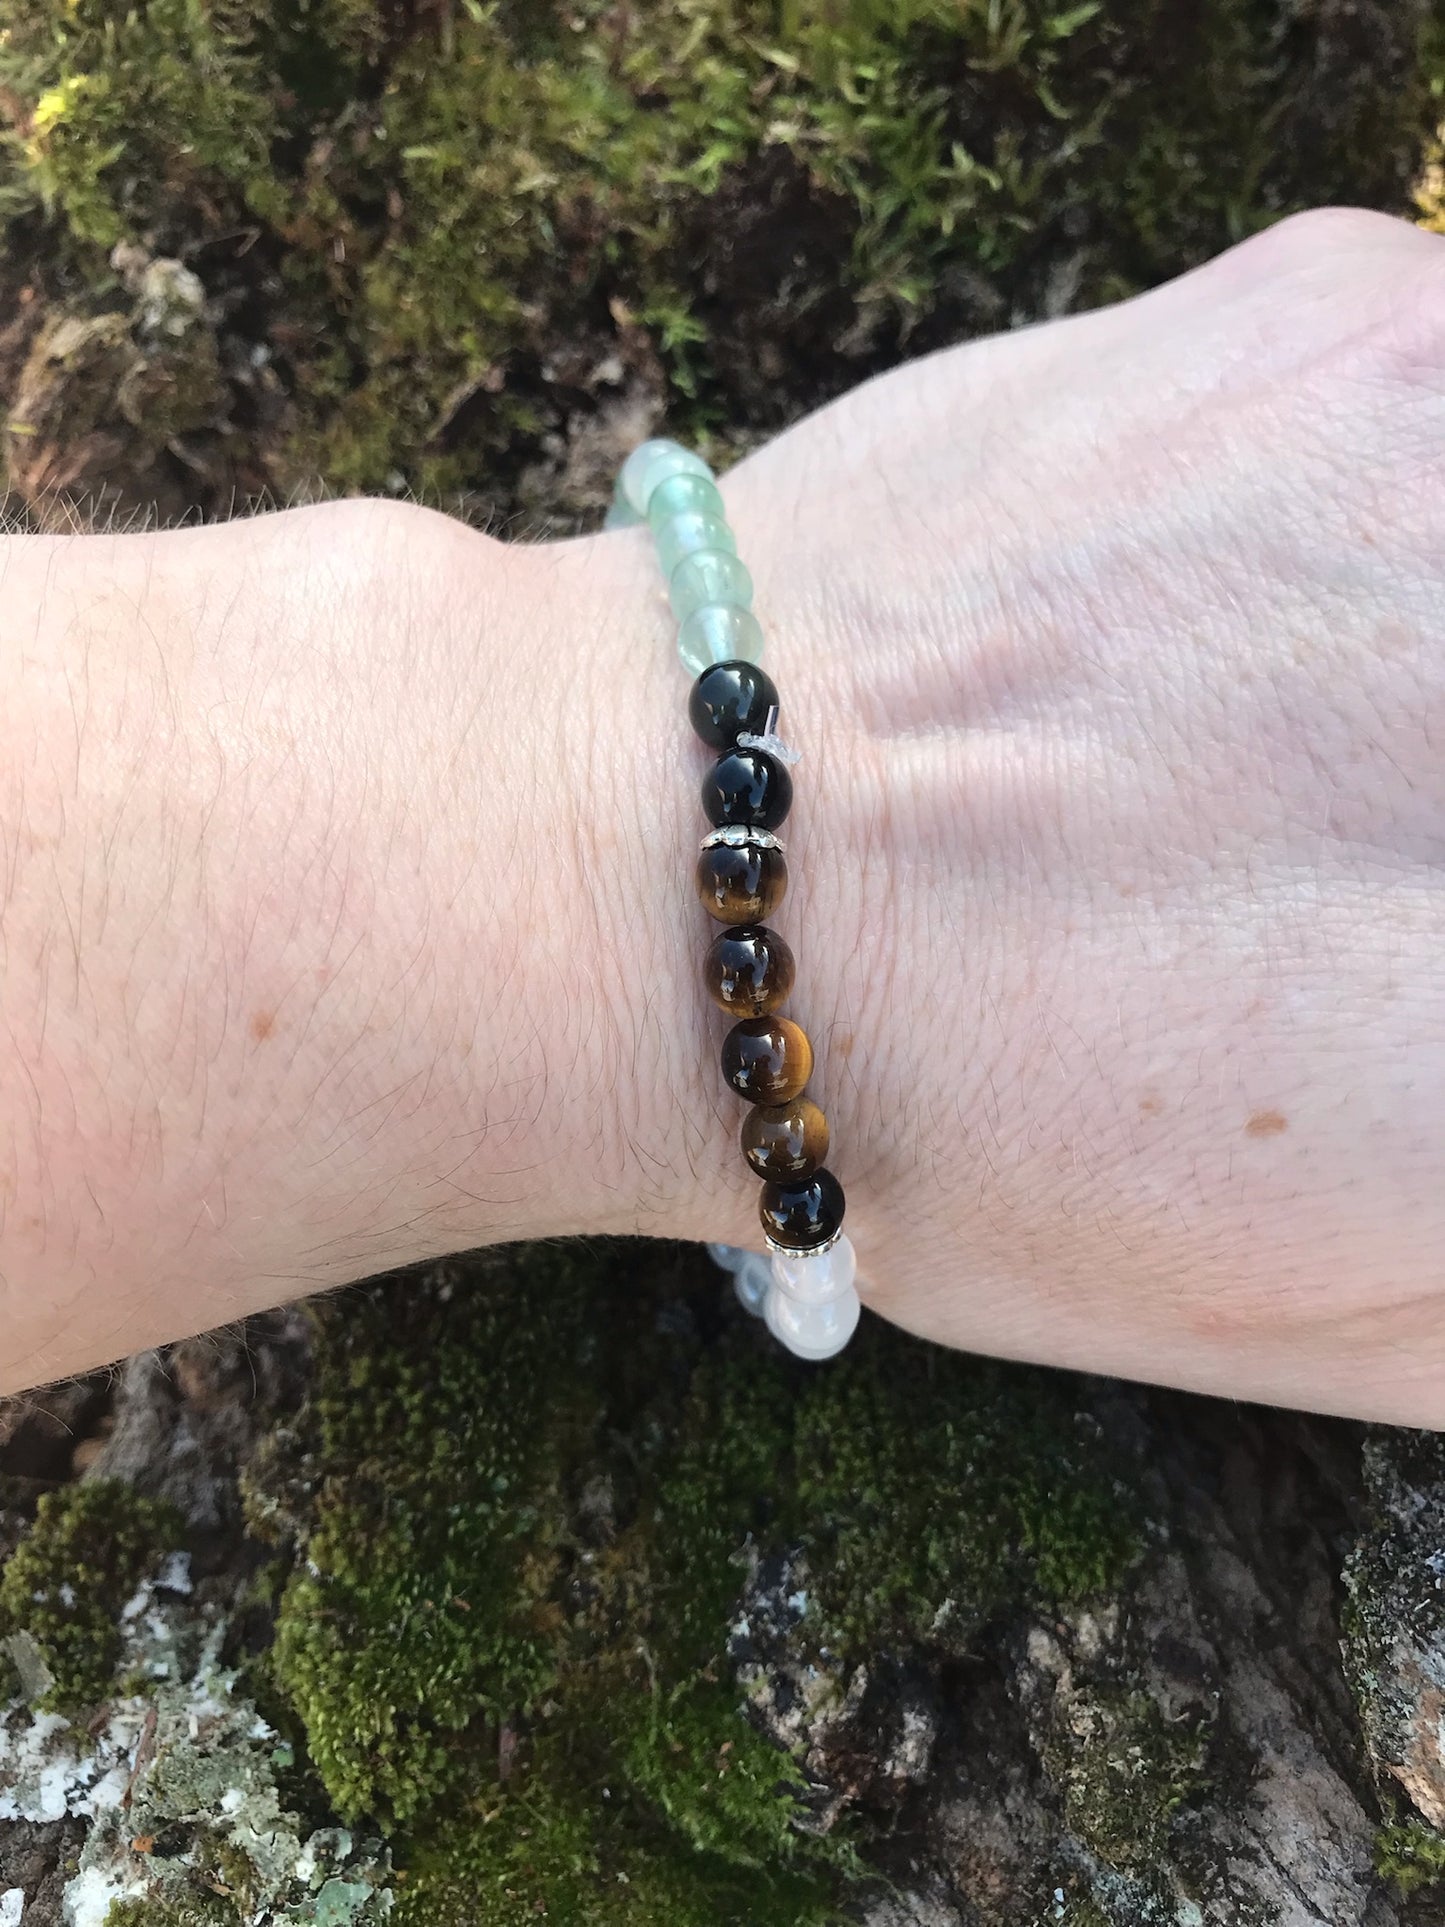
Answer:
0;1478;180;1711
1;0;1437;506
794;1342;1137;1652
1375;1820;1445;1898
394;1764;840;1926
102;1900;238;1927
262;1240;1139;1918
620;1672;835;1870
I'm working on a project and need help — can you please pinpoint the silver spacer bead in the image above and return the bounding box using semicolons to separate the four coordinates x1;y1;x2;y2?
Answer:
764;1224;846;1260
699;824;785;856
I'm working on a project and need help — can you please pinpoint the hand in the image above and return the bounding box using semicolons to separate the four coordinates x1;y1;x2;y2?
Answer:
671;204;1445;1424
4;206;1444;1426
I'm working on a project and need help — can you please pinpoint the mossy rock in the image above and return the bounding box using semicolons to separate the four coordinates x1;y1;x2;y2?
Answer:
0;1477;180;1711
1376;1818;1445;1899
0;0;1438;517
257;1239;1141;1919
1045;1685;1212;1869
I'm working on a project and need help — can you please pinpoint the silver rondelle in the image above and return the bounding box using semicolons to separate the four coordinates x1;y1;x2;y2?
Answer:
763;1225;845;1260
699;824;785;855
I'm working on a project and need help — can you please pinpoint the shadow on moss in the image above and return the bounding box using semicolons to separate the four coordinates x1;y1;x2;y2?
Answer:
252;1238;1141;1922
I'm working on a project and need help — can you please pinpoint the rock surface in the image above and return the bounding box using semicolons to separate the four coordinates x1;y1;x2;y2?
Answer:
2;1250;1444;1924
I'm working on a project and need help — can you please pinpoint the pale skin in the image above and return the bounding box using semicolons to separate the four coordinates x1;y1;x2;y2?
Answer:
2;205;1444;1424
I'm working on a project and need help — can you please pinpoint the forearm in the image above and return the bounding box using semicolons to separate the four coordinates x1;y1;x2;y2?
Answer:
0;502;738;1392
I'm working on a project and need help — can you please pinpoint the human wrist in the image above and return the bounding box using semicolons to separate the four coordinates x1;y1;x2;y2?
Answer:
199;502;746;1280
0;500;723;1390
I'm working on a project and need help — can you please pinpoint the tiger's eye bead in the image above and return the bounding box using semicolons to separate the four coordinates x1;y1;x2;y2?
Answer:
702;748;792;831
704;924;795;1018
741;1097;829;1181
688;660;780;750
695;841;787;925
722;1016;813;1105
759;1168;846;1251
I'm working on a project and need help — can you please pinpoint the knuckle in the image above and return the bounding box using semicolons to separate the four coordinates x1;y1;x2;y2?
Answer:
1231;210;1445;407
1255;203;1414;263
1223;205;1445;310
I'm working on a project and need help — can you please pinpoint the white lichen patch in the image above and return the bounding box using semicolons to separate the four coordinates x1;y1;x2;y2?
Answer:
64;1863;149;1927
0;1557;392;1925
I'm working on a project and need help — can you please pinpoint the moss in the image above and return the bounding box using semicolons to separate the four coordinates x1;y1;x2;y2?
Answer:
269;1253;597;1827
1043;1687;1212;1869
1;0;1438;511
793;1343;1137;1653
0;1478;180;1711
393;1760;841;1926
102;1901;237;1927
262;1239;1139;1918
0;1514;391;1922
1376;1819;1445;1898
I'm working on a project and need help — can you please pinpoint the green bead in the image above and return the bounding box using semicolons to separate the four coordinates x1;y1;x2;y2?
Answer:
620;439;712;516
677;604;765;675
655;512;736;578
669;550;753;621
603;488;643;530
647;473;726;528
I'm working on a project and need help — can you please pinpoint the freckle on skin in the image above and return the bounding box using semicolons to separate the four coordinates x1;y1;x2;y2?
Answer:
250;1010;277;1043
1138;1092;1162;1116
1245;1109;1287;1137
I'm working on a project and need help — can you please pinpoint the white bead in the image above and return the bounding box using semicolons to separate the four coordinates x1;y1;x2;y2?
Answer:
706;1241;770;1317
731;1252;773;1319
770;1235;857;1305
765;1281;860;1361
619;439;712;516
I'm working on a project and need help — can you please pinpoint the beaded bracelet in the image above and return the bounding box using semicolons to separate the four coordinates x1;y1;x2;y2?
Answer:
606;438;861;1361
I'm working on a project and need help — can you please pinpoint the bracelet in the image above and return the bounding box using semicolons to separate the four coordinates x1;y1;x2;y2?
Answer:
608;438;862;1361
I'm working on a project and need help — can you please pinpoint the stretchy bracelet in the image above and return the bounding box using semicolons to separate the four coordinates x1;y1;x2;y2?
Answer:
607;438;861;1360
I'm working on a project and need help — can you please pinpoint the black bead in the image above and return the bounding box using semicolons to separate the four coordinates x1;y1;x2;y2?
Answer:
689;660;780;750
702;748;792;830
759;1168;846;1251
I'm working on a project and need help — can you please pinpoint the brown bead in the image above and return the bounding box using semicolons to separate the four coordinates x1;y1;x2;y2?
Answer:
741;1097;829;1181
704;924;795;1019
695;841;788;926
721;1015;813;1105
